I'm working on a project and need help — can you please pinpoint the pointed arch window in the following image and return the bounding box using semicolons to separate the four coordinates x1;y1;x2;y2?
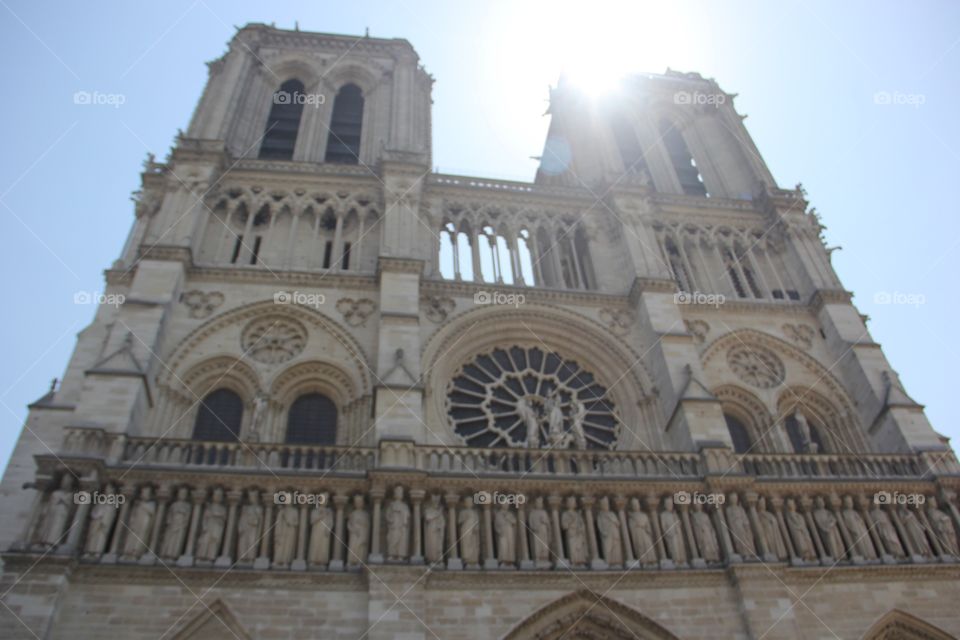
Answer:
325;84;364;164
785;412;827;454
286;393;338;444
610;112;647;175
659;118;708;196
724;413;753;454
192;389;243;441
259;79;306;160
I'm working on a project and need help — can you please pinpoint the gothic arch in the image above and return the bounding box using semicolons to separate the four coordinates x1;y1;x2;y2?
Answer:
502;590;681;640
861;609;957;640
160;299;373;399
777;385;864;454
421;304;660;449
713;384;777;453
700;329;865;449
171;599;252;640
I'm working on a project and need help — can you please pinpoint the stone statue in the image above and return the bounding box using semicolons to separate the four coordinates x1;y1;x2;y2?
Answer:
236;490;263;563
527;497;551;564
517;397;540;448
840;496;876;560
273;502;299;566
785;498;816;561
308;493;334;566
249;392;269;442
560;496;588;566
660;497;686;564
122;486;157;559
725;493;756;558
691;502;720;562
494;504;518;565
793;411;818;453
568;396;588;450
545;390;570;448
160;487;192;559
927;497;959;556
423;494;445;564
757;497;787;560
196;488;227;561
628;498;657;565
813;496;845;560
83;482;119;556
37;475;74;547
898;506;932;557
347;495;369;566
596;497;622;566
385;486;411;561
458;496;481;566
868;505;905;559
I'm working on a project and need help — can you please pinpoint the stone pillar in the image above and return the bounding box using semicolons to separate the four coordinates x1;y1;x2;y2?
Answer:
369;488;385;564
61;483;94;556
614;496;636;568
548;495;566;568
444;493;462;570
254;501;274;570
745;492;770;561
102;485;134;564
410;489;425;565
644;494;668;567
330;493;348;571
800;497;827;563
140;485;169;565
713;501;737;563
177;489;205;567
679;502;701;568
216;489;241;568
518;499;532;570
581;496;605;570
769;496;796;559
482;501;497;569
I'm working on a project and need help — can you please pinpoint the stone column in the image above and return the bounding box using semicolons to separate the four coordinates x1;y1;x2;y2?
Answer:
712;501;736;563
614;496;636;568
330;493;348;571
679;503;702;568
444;493;462;570
770;496;797;559
102;484;134;564
548;495;566;568
482;501;497;569
518;499;532;570
254;501;274;570
177;489;205;567
61;482;94;556
800;496;827;563
857;495;889;563
369;489;385;564
581;496;605;570
410;489;425;565
644;494;668;568
140;485;169;565
291;502;309;571
830;494;856;563
216;489;242;568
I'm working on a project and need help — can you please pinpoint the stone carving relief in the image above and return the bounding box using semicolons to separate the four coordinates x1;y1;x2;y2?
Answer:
458;496;481;566
494;504;518;566
160;487;192;560
385;486;411;561
308;493;334;566
36;475;74;548
660;497;686;565
336;298;377;327
236;490;263;563
596;497;622;567
421;294;455;323
561;497;588;567
347;495;369;566
273;502;299;567
122;486;157;559
241;316;307;364
598;308;636;337
782;323;816;350
684;319;710;345
196;488;227;562
527;497;552;566
181;290;225;319
727;344;785;389
423;494;445;564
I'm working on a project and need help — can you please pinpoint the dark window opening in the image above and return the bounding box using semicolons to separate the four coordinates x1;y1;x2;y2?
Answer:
724;414;753;454
325;84;364;164
660;119;708;196
192;389;243;442
341;242;352;270
250;236;262;265
286;393;338;445
259;79;306;160
610;112;647;174
230;235;244;264
322;240;333;269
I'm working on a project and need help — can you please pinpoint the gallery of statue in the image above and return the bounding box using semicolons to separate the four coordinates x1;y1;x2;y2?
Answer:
1;23;958;640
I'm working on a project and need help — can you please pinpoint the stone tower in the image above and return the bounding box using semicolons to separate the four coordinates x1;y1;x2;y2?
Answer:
1;24;958;640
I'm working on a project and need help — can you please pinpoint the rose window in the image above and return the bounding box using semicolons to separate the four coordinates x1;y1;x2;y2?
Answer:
727;344;785;389
241;316;307;364
447;346;619;449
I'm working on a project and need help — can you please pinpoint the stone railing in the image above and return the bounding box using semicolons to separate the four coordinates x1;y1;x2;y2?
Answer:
412;445;701;479
740;452;938;480
13;467;960;575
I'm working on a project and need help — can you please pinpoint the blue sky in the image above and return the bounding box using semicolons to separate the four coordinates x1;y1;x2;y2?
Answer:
1;0;958;471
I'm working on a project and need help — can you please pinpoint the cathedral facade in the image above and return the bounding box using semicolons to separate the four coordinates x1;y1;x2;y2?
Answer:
1;23;959;639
